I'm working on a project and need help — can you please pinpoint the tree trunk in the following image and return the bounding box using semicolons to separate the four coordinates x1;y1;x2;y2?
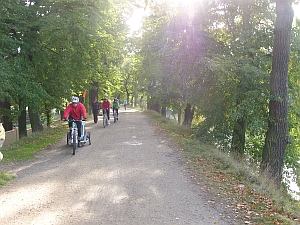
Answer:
260;0;293;188
126;87;130;107
178;104;182;125
28;106;43;133
18;99;27;139
154;103;160;113
90;82;98;115
140;96;144;110
161;106;166;117
147;96;160;113
46;109;51;127
231;119;246;156
182;103;194;128
130;95;134;107
0;100;13;131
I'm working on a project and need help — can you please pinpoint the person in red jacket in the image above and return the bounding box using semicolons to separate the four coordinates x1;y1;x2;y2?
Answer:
101;97;111;124
63;96;87;146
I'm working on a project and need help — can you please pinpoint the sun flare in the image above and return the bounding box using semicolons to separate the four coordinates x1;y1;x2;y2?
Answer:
127;0;300;33
165;0;203;4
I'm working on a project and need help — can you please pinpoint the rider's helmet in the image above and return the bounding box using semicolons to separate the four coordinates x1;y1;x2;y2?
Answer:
72;96;79;104
104;97;108;101
114;98;117;101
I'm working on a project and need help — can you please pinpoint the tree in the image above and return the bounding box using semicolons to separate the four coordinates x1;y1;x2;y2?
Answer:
0;0;129;133
260;0;294;187
138;1;208;125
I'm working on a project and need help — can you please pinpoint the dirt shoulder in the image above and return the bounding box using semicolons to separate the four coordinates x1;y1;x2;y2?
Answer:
0;109;236;225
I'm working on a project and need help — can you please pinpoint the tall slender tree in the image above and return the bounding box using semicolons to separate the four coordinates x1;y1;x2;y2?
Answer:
260;0;294;187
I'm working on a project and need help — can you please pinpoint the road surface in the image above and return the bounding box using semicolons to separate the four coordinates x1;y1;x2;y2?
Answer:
0;109;234;224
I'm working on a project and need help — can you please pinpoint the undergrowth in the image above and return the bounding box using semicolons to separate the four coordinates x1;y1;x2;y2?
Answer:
0;171;15;185
144;110;300;225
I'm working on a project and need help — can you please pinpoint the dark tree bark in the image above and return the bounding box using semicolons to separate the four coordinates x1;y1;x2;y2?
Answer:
231;119;246;156
182;103;194;128
260;0;294;187
18;99;27;139
178;105;182;125
147;96;160;113
90;82;98;115
153;103;160;113
0;100;13;131
130;95;134;107
161;106;166;117
45;109;51;127
28;106;43;133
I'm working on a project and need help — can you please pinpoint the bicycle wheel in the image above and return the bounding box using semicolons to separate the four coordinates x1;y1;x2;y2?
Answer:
103;115;106;128
72;131;77;155
67;132;69;145
87;131;91;145
114;112;117;123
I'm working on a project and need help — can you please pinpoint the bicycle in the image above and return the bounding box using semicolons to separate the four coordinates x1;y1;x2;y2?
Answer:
113;108;118;123
66;119;91;155
103;109;109;128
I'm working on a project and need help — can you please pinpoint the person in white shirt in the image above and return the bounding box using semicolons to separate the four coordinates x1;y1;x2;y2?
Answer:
0;122;5;161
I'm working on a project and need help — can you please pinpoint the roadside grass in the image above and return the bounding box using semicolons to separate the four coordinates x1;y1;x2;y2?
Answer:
0;123;68;185
1;124;68;162
0;171;15;185
144;110;300;225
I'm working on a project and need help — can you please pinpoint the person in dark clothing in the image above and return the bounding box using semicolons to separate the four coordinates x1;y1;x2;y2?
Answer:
92;97;100;123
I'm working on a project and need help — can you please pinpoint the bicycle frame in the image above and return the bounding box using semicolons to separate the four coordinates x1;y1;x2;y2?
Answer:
66;119;80;155
113;108;118;123
70;120;79;144
103;109;108;128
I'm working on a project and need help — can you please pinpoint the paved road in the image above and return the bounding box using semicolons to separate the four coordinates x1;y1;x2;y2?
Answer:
0;109;232;224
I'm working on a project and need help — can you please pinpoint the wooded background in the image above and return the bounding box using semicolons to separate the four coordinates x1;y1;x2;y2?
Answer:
0;0;298;193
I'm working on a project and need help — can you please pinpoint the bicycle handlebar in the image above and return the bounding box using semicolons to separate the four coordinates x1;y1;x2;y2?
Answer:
63;119;85;122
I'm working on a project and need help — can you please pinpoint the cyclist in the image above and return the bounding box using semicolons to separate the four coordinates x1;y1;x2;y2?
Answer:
123;100;127;110
112;98;120;121
101;97;111;124
63;96;87;147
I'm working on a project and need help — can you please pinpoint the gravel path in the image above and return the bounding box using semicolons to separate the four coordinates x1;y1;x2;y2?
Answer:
0;109;234;225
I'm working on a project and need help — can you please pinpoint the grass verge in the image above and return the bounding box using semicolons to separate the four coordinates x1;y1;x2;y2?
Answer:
0;123;68;185
0;171;15;185
144;110;300;225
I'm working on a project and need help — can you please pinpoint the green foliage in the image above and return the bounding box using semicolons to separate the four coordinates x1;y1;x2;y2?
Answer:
0;0;129;125
283;19;300;190
1;0;300;195
0;172;15;186
135;0;300;191
138;0;275;158
1;124;68;162
195;0;274;154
